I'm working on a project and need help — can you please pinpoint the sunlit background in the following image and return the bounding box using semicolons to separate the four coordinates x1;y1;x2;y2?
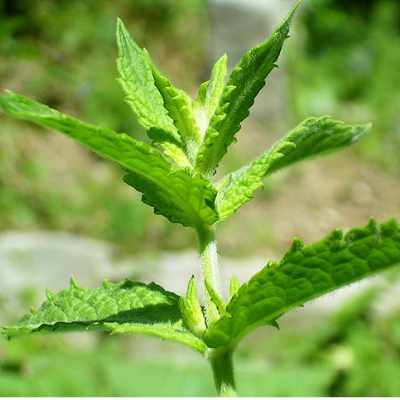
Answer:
1;0;400;396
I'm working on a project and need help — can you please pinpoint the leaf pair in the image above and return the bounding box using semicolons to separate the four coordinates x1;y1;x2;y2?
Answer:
4;219;400;352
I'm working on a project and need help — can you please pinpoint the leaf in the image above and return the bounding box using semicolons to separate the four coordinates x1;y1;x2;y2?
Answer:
143;49;201;161
204;219;400;347
116;18;181;145
216;117;371;220
179;276;206;338
0;91;218;227
196;80;209;106
229;276;241;301
204;54;228;121
124;170;218;227
193;54;228;147
195;5;298;175
2;279;207;353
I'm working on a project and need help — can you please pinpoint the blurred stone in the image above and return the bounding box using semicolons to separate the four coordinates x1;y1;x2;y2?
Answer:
0;232;115;322
207;0;293;127
351;181;374;206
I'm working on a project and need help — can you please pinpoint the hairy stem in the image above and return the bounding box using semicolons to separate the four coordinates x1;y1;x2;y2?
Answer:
197;227;236;396
196;225;221;324
209;348;237;397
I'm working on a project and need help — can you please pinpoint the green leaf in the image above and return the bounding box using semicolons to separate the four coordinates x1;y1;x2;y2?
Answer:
204;54;228;121
195;5;298;175
2;279;207;353
0;91;218;227
116;18;181;145
204;219;400;347
229;276;241;301
179;276;206;338
124;167;218;227
143;49;201;161
216;117;370;220
196;80;209;106
193;54;228;148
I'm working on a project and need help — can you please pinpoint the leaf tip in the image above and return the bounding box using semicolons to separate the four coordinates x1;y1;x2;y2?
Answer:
186;275;197;297
270;319;280;330
46;289;55;301
290;237;304;252
70;276;79;289
328;229;344;242
351;122;372;144
116;17;125;32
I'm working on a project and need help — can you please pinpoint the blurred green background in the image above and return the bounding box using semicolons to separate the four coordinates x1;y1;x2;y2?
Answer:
1;0;400;396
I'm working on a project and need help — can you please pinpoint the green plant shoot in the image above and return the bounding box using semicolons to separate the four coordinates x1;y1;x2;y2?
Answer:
1;2;399;396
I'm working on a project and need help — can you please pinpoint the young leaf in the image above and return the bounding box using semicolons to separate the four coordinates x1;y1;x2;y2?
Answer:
179;276;206;337
116;18;181;145
2;279;207;353
204;219;400;348
193;54;228;144
203;54;228;121
0;91;218;227
216;117;371;220
205;278;226;315
143;49;201;161
195;5;298;175
229;276;241;301
196;80;209;107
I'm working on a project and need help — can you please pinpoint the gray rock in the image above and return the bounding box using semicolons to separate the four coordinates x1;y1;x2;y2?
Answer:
207;0;294;126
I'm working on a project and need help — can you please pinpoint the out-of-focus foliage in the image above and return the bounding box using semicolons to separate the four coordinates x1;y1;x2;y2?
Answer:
289;0;400;171
0;0;207;251
237;281;400;396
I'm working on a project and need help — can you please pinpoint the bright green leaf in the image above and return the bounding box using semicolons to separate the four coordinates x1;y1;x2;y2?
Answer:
204;54;228;121
204;219;400;347
116;18;181;145
216;117;371;220
196;80;209;106
124;169;218;227
0;91;218;227
193;54;228;147
2;279;207;353
179;276;206;338
144;49;201;161
195;5;298;175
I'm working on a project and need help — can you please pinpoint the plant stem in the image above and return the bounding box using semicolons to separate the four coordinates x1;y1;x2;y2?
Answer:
196;225;221;324
209;348;237;397
197;227;237;396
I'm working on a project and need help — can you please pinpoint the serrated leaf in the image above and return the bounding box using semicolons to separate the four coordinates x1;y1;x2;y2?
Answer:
0;91;218;227
195;5;298;175
144;49;201;161
116;18;181;145
204;219;400;347
2;279;207;353
124;170;218;227
216;117;370;220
